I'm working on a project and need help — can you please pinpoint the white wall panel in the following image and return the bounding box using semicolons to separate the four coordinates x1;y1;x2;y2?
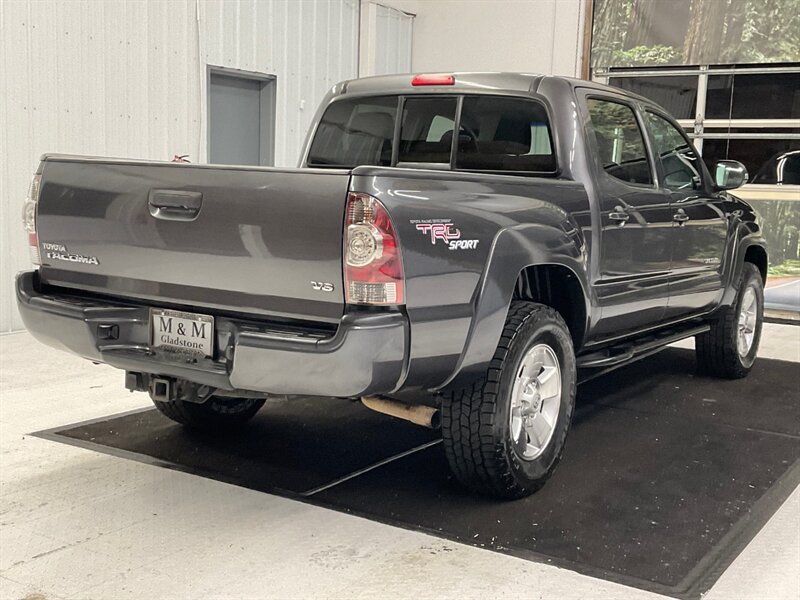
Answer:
0;0;360;332
401;0;584;76
360;1;414;76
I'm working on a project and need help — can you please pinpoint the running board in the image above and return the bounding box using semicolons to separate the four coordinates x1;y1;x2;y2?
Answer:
576;323;710;383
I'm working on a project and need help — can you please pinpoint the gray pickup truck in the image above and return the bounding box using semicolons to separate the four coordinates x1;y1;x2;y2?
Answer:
17;73;766;498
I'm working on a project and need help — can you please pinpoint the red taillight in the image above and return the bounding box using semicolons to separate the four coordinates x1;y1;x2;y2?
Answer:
22;174;41;265
344;192;404;305
411;74;455;86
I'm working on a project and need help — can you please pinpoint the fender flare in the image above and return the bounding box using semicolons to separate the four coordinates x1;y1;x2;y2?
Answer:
433;223;590;391
722;238;768;305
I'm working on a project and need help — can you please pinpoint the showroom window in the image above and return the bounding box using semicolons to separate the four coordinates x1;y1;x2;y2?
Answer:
604;64;800;313
589;0;799;311
607;65;800;174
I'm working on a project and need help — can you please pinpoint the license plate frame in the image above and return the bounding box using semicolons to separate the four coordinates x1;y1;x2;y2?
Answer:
150;308;214;358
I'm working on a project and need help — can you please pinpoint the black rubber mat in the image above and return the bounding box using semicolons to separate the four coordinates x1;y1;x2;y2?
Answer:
38;348;800;599
45;397;438;496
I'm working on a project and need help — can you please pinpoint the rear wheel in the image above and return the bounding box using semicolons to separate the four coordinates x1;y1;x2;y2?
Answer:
441;302;576;499
152;395;265;430
696;262;764;379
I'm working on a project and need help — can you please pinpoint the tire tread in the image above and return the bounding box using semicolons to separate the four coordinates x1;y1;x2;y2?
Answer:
441;301;574;499
696;263;762;379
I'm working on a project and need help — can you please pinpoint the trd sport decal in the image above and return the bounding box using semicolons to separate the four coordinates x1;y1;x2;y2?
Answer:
410;219;480;250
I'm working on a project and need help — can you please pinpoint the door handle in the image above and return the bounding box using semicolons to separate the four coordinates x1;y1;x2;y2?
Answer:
148;189;203;221
673;208;690;224
608;206;630;225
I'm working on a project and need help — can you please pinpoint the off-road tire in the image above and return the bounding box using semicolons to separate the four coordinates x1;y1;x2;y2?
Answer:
441;302;576;499
152;396;266;430
696;262;764;379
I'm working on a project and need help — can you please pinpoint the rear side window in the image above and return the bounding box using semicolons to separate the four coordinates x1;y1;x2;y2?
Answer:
307;96;397;167
586;98;652;185
456;96;556;173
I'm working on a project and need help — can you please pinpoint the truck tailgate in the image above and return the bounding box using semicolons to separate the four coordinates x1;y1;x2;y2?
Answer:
36;156;350;323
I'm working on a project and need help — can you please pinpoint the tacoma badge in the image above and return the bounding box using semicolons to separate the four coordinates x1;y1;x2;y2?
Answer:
42;242;99;265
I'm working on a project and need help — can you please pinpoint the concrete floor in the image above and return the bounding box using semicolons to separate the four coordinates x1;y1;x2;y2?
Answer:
1;325;798;600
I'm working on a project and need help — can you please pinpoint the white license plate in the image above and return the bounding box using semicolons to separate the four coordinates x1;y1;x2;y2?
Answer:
150;309;214;357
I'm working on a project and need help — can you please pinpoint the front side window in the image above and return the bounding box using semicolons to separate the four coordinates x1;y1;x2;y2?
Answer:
646;111;704;190
586;98;652;185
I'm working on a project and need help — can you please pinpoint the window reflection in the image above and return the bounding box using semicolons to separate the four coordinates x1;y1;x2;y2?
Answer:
706;72;800;120
611;76;698;120
646;112;703;190
586;98;653;185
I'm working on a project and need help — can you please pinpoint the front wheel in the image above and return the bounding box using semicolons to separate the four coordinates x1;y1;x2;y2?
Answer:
441;302;576;499
152;395;266;430
696;262;764;379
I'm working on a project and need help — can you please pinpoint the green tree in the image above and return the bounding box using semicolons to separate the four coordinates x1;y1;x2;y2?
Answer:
683;0;727;64
592;0;800;69
592;0;632;69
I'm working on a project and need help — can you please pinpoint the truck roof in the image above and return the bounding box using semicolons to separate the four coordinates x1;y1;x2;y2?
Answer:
338;72;653;105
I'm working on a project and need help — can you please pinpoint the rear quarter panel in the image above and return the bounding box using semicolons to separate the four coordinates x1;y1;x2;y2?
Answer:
351;167;591;391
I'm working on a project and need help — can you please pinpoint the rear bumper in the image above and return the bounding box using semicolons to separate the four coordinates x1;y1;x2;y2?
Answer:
15;271;408;397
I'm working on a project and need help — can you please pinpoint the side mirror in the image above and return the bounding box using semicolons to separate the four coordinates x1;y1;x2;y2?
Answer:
713;160;748;190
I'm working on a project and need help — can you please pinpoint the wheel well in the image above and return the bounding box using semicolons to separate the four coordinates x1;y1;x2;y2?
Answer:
744;245;768;283
513;265;586;347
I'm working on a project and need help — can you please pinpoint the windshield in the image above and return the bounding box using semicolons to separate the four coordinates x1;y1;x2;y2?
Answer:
306;94;556;175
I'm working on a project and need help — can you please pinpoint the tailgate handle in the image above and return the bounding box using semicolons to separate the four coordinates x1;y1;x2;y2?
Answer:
148;189;202;221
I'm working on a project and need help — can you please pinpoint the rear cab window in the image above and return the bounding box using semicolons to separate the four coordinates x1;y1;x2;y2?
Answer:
306;96;397;167
307;94;557;176
397;97;458;165
457;96;554;172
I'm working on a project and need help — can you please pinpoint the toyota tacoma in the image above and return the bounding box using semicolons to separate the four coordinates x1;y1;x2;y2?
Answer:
17;73;767;498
